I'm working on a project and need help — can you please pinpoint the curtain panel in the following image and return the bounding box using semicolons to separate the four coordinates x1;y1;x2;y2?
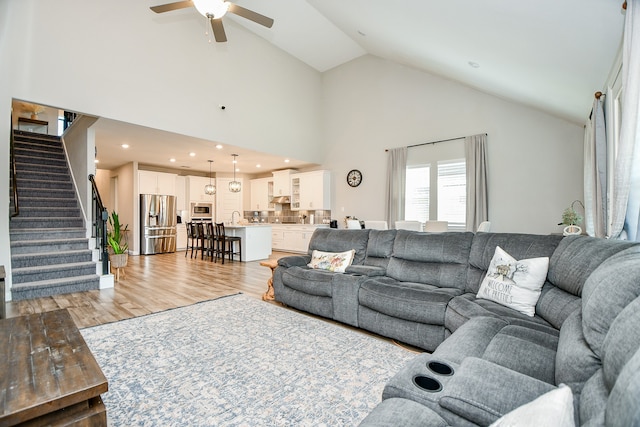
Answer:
385;147;407;227
612;0;640;240
465;134;488;231
622;0;640;241
584;97;608;238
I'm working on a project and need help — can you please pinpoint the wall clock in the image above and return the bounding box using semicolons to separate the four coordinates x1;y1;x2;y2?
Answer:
347;169;363;187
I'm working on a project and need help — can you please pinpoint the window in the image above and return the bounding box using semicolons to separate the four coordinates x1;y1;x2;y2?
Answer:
405;159;466;230
405;165;430;222
437;160;466;230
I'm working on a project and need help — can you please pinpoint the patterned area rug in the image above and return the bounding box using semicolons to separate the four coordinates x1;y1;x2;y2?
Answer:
81;294;416;426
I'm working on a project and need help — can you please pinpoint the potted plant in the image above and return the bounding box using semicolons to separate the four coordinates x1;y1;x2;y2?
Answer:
560;200;584;236
108;211;129;270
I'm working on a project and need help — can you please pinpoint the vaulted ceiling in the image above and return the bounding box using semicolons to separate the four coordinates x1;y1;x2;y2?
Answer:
95;0;625;173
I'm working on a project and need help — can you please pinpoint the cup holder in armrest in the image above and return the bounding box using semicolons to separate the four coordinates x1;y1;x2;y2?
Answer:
428;361;454;376
412;375;442;392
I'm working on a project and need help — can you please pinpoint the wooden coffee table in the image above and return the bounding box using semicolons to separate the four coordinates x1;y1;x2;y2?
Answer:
0;309;108;426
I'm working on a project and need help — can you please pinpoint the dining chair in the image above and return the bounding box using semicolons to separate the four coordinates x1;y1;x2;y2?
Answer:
346;219;362;229
424;220;448;232
394;220;423;231
214;222;242;264
364;220;388;230
477;221;491;232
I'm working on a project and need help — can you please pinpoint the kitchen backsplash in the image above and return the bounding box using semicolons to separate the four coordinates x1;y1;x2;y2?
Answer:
244;205;331;224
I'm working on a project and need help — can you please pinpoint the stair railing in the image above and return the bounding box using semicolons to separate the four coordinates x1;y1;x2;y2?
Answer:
10;119;19;217
89;174;109;275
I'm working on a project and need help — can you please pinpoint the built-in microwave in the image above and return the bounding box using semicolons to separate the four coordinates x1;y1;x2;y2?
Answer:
190;202;213;219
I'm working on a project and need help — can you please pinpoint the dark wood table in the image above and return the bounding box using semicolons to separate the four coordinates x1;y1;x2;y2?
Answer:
0;309;108;426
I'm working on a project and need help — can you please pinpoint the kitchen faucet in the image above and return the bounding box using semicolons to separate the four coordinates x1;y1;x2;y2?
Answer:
232;211;241;224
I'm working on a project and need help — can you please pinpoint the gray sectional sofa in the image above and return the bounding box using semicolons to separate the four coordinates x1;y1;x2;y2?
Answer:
272;228;640;426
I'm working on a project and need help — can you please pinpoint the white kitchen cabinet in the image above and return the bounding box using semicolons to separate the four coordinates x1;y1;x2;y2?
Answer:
271;225;318;253
272;169;295;197
290;170;331;211
250;177;274;211
215;177;244;223
176;223;187;250
187;176;216;203
139;170;177;195
175;176;187;212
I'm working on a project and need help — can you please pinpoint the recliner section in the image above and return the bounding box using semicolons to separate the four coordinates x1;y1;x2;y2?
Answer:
273;228;640;426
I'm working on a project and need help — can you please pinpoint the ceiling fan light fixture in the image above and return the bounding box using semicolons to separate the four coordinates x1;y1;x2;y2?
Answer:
193;0;229;19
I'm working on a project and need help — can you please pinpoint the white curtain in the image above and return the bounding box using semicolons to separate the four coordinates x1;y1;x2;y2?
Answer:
611;0;640;240
583;97;607;238
623;0;640;241
385;147;407;227
465;134;488;231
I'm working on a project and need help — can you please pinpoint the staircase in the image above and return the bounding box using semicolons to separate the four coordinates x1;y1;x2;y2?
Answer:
9;130;100;300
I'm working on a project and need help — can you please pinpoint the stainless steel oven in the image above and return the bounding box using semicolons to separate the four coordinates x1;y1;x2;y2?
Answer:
190;202;213;220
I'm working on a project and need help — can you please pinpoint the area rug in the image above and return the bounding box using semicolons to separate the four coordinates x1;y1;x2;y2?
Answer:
80;294;416;426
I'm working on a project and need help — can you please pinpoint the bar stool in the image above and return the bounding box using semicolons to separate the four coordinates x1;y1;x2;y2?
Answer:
193;222;207;260
185;222;197;258
214;222;241;264
206;222;219;262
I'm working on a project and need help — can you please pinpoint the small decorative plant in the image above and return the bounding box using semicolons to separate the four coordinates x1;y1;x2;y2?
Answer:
561;200;584;226
107;211;129;254
560;200;584;236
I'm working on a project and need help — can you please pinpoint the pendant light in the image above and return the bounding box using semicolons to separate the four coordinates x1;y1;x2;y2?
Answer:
204;160;216;195
229;154;241;193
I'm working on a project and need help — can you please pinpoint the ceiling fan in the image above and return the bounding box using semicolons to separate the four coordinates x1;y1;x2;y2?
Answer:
150;0;274;43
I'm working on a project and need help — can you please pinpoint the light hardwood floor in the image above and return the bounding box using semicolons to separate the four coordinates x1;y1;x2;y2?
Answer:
6;250;424;354
5;250;292;328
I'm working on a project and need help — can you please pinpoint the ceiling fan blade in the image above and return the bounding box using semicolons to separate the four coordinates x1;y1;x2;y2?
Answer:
150;1;194;13
210;18;227;42
227;3;274;28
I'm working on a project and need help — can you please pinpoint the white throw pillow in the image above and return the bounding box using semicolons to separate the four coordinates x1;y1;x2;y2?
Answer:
476;246;549;317
307;249;356;273
490;384;574;427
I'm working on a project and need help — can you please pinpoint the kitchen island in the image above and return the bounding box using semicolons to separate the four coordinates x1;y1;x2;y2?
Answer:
225;224;272;262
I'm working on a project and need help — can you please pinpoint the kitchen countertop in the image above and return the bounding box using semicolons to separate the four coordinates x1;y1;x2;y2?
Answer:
265;223;330;227
225;223;330;228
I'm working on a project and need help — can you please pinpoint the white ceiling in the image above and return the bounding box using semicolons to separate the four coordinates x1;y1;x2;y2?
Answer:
95;0;625;174
92;118;312;174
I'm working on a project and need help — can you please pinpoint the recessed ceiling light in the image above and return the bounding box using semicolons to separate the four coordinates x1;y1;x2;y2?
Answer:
121;144;129;149
189;152;196;157
216;144;223;149
256;164;261;168
284;159;290;163
235;167;240;172
468;61;480;69
94;159;99;163
169;158;176;162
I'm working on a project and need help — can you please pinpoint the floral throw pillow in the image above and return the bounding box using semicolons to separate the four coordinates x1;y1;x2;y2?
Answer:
476;246;549;317
307;249;356;273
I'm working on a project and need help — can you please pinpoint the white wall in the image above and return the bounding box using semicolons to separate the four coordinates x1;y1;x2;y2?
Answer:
0;0;28;300
4;0;323;163
63;116;99;228
109;163;136;255
321;56;584;234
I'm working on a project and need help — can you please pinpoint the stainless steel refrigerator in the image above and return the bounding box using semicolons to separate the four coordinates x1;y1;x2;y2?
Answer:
140;194;177;255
